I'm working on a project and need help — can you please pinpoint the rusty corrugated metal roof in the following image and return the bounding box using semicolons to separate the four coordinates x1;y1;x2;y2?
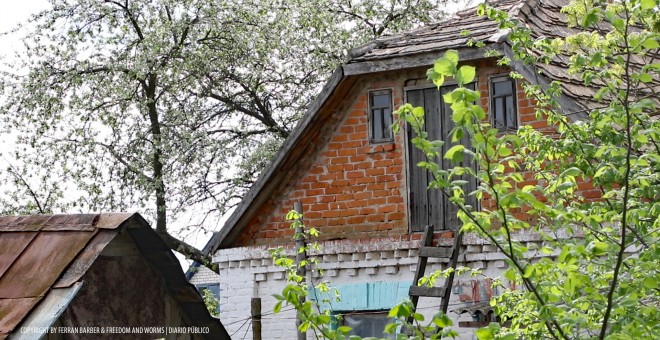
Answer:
0;213;229;340
0;214;130;338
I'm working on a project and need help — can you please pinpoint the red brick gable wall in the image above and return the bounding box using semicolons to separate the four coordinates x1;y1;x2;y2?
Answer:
234;59;597;247
235;71;410;246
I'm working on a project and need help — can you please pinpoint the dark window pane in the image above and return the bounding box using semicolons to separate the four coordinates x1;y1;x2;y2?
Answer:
493;79;513;96
372;94;390;108
495;97;504;125
382;108;392;139
373;108;383;140
342;312;395;339
506;96;515;127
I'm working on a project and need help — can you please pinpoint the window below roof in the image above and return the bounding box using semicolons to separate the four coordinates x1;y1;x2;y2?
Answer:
369;89;394;143
490;76;518;129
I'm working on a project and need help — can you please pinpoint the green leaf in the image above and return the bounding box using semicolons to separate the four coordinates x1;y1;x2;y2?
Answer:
643;277;658;289
432;313;453;328
337;326;352;334
452;108;465;123
641;0;657;10
561;167;582;177
639;73;653;83
522;185;536;193
273;300;283;313
286;210;301;220
444;50;459;66
388;304;401;317
434;58;454;75
612;18;625;31
476;4;485;16
457;65;476;85
384;323;398;334
475;327;494;340
433;74;446;88
498;147;513;157
589;241;609;255
443;92;454;104
582;10;598;27
412;106;425;118
426;68;440;80
444;145;465;162
642;37;659;49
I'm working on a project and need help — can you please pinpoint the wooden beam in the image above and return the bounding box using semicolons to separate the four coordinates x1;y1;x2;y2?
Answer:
439;229;463;315
409;286;446;298
251;297;262;340
343;47;495;76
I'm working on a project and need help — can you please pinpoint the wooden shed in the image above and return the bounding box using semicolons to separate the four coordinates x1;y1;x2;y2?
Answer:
0;213;230;340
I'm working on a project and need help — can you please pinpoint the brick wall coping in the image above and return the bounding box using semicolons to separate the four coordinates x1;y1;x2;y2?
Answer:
213;229;572;263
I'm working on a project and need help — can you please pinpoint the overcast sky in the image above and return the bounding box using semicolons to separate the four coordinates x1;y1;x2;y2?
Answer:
0;0;50;58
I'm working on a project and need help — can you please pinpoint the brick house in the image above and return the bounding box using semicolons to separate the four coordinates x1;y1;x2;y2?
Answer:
207;0;601;338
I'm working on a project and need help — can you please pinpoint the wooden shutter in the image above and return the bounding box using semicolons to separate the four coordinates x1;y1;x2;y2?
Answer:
406;89;430;232
406;84;478;232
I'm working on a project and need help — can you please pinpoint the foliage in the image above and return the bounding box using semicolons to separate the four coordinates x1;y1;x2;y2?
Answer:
201;288;220;318
0;0;452;268
272;0;658;337
394;0;659;338
271;210;461;340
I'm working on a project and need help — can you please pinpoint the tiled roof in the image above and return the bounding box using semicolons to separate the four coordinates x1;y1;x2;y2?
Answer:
0;213;229;339
346;0;659;114
347;0;521;63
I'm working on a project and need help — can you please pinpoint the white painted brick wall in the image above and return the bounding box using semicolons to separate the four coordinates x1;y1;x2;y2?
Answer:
215;232;556;339
189;265;221;286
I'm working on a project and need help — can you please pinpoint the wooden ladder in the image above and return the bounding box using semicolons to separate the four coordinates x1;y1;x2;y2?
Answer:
407;224;463;324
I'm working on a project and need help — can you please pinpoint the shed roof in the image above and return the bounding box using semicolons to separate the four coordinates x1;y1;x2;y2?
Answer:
0;213;229;340
209;0;659;252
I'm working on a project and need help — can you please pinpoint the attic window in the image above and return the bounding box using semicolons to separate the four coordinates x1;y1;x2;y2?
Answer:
490;77;518;129
369;90;394;143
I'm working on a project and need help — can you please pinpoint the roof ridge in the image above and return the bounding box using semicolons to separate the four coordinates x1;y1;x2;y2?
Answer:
346;0;529;62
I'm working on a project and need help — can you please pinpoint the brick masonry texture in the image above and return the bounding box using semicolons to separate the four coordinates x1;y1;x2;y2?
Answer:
189;266;221;286
233;60;597;247
218;58;598;339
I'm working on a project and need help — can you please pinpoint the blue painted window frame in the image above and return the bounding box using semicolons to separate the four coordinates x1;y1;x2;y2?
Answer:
310;281;412;336
195;283;220;313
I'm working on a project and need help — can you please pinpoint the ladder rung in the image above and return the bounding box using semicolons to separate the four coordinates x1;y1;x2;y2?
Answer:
419;246;452;258
409;286;446;298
